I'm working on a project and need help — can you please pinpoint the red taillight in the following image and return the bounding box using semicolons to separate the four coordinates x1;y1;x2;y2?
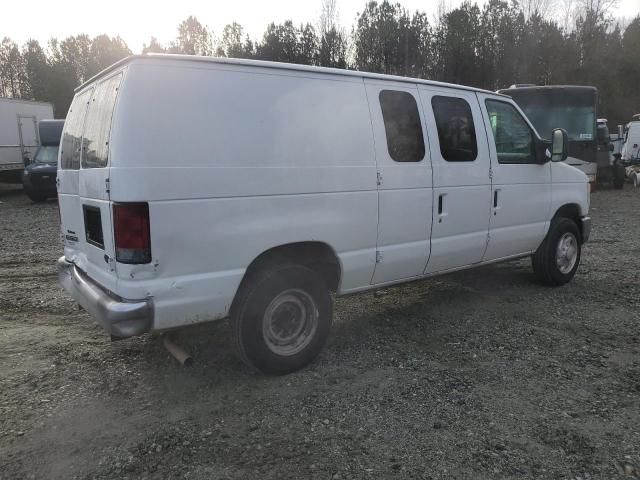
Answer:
113;202;151;264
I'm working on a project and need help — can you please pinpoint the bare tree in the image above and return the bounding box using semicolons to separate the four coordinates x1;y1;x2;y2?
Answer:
560;0;578;31
319;0;340;36
577;0;619;21
520;0;555;19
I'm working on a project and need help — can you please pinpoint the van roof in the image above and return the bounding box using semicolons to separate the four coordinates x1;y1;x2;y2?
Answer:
498;85;597;93
77;54;508;97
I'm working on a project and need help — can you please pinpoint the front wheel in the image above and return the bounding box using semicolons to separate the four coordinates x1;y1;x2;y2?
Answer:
231;264;332;374
24;188;47;203
532;217;581;286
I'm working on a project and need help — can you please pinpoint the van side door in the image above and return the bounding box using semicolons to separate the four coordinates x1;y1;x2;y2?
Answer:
418;87;492;273
477;94;551;260
365;81;433;284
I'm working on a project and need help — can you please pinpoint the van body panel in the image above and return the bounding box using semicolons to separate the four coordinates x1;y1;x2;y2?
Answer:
116;192;377;329
418;86;492;273
550;162;590;217
102;59;378;328
476;93;552;260
364;80;433;284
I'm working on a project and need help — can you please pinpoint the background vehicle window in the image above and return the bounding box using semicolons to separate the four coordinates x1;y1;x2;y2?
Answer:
379;90;425;162
431;96;477;162
60;90;91;170
34;146;59;164
486;100;535;164
82;73;122;169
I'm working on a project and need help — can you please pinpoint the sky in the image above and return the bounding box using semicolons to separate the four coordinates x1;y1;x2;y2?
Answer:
1;0;639;53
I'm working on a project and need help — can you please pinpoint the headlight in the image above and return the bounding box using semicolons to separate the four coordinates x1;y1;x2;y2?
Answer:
23;169;29;176
587;174;596;183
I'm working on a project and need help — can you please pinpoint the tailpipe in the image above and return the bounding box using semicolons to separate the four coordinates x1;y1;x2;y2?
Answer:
162;335;193;366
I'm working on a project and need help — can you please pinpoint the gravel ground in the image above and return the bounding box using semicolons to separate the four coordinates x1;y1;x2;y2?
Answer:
0;184;639;480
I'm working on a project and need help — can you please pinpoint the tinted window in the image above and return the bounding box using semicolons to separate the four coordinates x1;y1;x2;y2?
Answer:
82;73;122;169
431;96;478;162
485;100;535;164
60;90;92;170
34;146;59;164
379;90;425;162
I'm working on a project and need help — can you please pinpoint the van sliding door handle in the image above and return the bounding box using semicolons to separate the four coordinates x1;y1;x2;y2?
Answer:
438;194;443;215
493;190;498;208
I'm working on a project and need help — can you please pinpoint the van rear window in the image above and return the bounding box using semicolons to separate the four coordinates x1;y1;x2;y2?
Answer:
82;73;122;169
60;90;92;170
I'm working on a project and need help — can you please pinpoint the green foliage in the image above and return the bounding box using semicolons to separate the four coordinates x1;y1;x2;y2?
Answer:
1;7;639;126
170;16;213;56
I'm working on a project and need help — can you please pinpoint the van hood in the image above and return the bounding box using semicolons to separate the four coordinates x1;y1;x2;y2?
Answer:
552;160;589;183
25;163;57;174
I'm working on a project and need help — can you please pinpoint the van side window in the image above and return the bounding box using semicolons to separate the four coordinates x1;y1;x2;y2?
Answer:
379;90;425;162
82;73;122;169
60;90;92;170
485;100;535;164
431;96;478;162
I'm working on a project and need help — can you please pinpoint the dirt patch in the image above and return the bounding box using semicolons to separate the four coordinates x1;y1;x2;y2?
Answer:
1;184;639;479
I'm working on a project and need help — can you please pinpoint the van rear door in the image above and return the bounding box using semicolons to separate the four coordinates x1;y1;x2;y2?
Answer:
58;73;123;291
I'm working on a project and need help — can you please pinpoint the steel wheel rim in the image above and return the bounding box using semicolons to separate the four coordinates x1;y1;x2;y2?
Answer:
262;289;318;356
555;232;578;274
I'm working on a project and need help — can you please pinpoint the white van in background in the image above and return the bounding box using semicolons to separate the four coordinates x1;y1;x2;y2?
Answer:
622;120;640;164
57;55;590;374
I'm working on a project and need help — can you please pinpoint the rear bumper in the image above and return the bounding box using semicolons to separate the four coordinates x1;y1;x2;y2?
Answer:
57;256;153;338
580;216;591;244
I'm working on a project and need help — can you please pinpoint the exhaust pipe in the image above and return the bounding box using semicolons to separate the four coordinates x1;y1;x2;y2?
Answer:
162;335;193;366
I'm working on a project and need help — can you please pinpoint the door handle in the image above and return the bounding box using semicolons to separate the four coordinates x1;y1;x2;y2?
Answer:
493;190;498;208
438;194;443;214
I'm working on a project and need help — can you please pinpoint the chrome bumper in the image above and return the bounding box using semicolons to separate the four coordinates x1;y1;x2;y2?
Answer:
57;256;153;338
581;216;591;244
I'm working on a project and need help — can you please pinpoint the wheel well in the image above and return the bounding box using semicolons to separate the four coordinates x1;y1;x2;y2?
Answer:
553;203;582;238
238;242;342;294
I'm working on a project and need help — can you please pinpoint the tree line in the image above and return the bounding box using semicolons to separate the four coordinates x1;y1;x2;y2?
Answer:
1;0;639;126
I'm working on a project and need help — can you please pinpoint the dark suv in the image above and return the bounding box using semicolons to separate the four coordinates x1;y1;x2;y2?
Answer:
22;119;64;202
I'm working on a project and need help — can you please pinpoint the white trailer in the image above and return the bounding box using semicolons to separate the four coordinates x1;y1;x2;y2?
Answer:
0;97;54;182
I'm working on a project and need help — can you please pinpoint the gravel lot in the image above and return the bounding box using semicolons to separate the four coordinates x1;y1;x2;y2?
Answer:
0;184;639;480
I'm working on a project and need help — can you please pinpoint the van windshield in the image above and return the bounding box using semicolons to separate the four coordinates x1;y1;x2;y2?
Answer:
506;88;596;142
34;146;59;164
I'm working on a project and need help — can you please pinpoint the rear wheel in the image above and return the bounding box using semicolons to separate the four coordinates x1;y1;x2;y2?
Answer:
231;264;332;374
532;217;581;286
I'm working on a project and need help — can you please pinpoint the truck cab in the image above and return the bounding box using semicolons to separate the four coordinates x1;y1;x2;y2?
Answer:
22;119;64;202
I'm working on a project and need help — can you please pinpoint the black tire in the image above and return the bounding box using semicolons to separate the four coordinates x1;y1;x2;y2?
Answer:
25;188;47;203
613;164;625;190
532;217;581;286
231;264;332;374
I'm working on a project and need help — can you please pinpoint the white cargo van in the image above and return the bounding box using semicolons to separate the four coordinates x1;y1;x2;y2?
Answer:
58;55;591;374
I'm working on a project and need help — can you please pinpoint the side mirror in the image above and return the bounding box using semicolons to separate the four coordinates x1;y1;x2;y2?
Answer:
23;156;31;167
608;143;614;152
551;128;568;162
